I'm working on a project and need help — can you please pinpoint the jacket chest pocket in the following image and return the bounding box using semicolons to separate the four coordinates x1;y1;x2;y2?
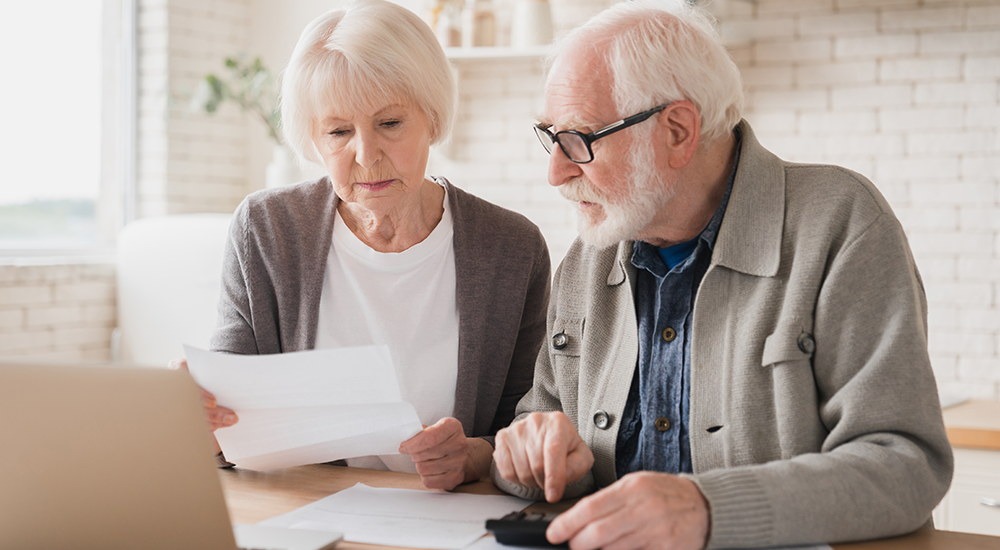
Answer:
550;317;584;377
762;326;824;458
762;328;815;367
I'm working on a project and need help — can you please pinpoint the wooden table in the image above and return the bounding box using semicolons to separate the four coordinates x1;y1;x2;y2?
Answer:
220;464;1000;550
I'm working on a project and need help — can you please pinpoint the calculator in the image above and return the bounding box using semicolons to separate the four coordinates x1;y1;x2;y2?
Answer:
485;511;567;548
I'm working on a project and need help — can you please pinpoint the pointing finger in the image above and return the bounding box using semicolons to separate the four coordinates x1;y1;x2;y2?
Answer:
542;428;568;502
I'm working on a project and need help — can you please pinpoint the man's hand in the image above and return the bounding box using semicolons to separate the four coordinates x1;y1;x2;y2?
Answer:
493;411;594;502
547;471;710;550
399;417;492;491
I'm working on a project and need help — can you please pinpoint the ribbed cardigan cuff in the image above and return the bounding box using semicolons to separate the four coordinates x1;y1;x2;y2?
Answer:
686;469;774;549
489;461;595;501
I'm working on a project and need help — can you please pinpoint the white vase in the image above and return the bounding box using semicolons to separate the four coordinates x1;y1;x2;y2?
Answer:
265;145;297;189
511;0;553;49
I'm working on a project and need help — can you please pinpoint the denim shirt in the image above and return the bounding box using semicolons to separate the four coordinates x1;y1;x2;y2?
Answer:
615;135;740;479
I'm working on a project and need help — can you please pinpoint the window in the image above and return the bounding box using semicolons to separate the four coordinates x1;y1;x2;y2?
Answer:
0;0;129;254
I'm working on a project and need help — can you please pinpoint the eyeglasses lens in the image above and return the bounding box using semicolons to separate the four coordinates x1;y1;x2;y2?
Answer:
534;126;593;163
533;126;556;154
558;133;590;163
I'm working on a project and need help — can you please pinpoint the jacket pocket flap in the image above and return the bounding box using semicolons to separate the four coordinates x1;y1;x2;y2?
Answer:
762;329;812;366
551;316;584;357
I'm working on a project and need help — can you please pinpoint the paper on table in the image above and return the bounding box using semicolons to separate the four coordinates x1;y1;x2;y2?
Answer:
184;345;423;471
260;483;532;550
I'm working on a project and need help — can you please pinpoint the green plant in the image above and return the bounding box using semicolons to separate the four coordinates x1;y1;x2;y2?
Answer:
192;55;281;143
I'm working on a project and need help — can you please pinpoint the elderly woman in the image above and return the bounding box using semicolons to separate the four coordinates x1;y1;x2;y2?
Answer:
184;0;549;490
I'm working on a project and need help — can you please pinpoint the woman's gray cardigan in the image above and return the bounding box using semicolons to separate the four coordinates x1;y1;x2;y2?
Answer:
210;176;551;443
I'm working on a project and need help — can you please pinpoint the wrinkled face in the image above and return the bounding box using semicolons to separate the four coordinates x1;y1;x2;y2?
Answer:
312;101;432;213
542;51;674;247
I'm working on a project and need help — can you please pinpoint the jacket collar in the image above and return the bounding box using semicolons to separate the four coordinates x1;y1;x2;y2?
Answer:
605;120;784;286
711;120;784;278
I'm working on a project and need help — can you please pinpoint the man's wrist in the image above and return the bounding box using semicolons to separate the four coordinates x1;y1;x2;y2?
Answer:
700;489;711;549
678;475;711;549
464;437;495;483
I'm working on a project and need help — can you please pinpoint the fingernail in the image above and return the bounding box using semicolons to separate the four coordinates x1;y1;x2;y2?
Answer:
208;397;217;409
224;412;237;424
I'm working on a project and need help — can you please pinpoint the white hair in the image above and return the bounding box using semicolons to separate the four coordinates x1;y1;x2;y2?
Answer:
548;0;744;146
280;0;457;166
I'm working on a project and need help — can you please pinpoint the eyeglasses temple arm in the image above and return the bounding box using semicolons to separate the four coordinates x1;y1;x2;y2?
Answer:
591;105;668;138
591;119;625;138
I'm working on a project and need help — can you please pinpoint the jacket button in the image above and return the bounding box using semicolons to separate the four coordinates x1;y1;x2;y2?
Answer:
593;410;610;429
654;417;670;431
661;327;676;342
797;332;815;354
552;332;568;350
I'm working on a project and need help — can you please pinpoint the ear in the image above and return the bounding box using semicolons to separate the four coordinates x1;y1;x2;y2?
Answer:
656;101;700;169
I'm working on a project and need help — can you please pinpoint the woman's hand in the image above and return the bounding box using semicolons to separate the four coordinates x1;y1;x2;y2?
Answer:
168;359;239;432
399;417;493;491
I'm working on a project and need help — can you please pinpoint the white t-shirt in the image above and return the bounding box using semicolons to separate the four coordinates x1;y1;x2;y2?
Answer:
314;186;459;473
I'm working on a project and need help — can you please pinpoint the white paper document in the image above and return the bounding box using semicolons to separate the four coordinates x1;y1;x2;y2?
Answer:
184;345;423;471
261;483;531;549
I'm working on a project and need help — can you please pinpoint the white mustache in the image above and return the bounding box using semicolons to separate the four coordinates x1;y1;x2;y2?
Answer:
559;178;604;204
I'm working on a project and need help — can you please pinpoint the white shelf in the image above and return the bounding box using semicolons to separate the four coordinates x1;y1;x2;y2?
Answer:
444;45;550;60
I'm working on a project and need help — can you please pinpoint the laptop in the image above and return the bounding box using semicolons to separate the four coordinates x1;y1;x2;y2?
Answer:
0;361;342;550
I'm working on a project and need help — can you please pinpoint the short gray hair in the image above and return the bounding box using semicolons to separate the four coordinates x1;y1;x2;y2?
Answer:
549;0;743;145
281;0;457;165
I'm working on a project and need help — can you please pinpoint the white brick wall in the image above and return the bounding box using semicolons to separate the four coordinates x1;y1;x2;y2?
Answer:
0;264;116;362
426;52;580;263
136;0;252;218
717;0;1000;399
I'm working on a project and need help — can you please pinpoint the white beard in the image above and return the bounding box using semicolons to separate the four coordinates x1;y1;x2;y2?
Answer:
562;132;674;248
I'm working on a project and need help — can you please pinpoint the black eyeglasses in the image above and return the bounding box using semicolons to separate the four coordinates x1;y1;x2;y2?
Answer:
533;104;670;164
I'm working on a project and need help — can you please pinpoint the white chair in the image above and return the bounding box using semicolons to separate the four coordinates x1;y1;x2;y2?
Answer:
116;214;232;367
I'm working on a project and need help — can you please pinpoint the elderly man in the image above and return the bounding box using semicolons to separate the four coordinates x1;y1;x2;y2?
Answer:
490;1;953;549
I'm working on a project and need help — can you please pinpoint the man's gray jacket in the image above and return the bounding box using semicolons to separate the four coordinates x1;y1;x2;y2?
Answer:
494;121;953;548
